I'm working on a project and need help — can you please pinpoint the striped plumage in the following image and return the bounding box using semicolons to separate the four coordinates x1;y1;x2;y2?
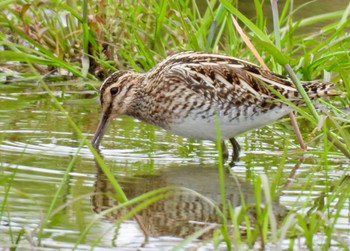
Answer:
91;51;338;162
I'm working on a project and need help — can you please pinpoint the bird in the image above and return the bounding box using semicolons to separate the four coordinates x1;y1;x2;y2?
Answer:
91;51;339;163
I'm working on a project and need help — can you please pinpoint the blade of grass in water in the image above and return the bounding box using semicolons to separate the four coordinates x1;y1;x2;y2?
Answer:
28;63;129;205
81;0;89;78
170;225;218;251
214;114;232;250
284;64;319;119
337;2;350;29
271;0;313;152
0;171;17;247
37;138;85;244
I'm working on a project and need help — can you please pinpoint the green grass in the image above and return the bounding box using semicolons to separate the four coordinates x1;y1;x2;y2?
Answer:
1;0;350;250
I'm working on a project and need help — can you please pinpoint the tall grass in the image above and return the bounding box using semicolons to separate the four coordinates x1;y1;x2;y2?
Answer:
1;0;350;250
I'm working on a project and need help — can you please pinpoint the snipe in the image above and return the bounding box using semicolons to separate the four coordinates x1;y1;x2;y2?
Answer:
91;51;338;162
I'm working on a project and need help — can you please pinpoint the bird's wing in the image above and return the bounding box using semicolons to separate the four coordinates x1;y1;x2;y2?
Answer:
155;51;298;108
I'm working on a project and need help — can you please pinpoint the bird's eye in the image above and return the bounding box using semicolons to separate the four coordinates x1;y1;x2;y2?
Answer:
110;87;119;95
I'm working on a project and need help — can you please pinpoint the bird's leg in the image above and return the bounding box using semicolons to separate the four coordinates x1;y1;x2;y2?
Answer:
221;141;229;161
219;138;240;164
229;137;241;163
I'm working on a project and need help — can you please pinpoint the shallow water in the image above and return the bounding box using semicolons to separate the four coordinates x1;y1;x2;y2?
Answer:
1;75;349;251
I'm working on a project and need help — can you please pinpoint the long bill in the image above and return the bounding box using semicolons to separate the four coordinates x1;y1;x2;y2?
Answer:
91;113;110;148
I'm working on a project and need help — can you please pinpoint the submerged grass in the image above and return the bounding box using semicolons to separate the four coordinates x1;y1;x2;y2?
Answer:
1;0;350;250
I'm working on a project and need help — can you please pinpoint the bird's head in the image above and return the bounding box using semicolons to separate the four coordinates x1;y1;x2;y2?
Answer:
91;71;139;148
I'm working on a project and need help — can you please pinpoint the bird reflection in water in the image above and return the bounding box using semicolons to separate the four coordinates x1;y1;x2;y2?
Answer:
91;161;288;246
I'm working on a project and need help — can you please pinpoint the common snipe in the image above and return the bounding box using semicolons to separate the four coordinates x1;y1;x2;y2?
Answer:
91;51;338;162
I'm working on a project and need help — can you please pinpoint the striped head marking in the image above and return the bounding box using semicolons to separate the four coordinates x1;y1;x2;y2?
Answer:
99;71;136;112
91;70;139;147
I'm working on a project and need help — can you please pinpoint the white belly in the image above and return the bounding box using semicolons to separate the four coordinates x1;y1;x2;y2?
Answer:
168;105;292;141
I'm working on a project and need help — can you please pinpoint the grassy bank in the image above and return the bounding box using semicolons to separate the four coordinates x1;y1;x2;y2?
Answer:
1;0;350;250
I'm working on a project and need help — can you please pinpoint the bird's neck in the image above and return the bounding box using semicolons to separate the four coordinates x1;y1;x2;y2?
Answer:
126;74;170;129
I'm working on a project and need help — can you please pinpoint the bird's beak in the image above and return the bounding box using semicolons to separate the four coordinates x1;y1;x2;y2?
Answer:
91;113;109;148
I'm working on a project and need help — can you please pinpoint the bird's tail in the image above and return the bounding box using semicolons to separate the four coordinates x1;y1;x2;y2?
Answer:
301;81;340;98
